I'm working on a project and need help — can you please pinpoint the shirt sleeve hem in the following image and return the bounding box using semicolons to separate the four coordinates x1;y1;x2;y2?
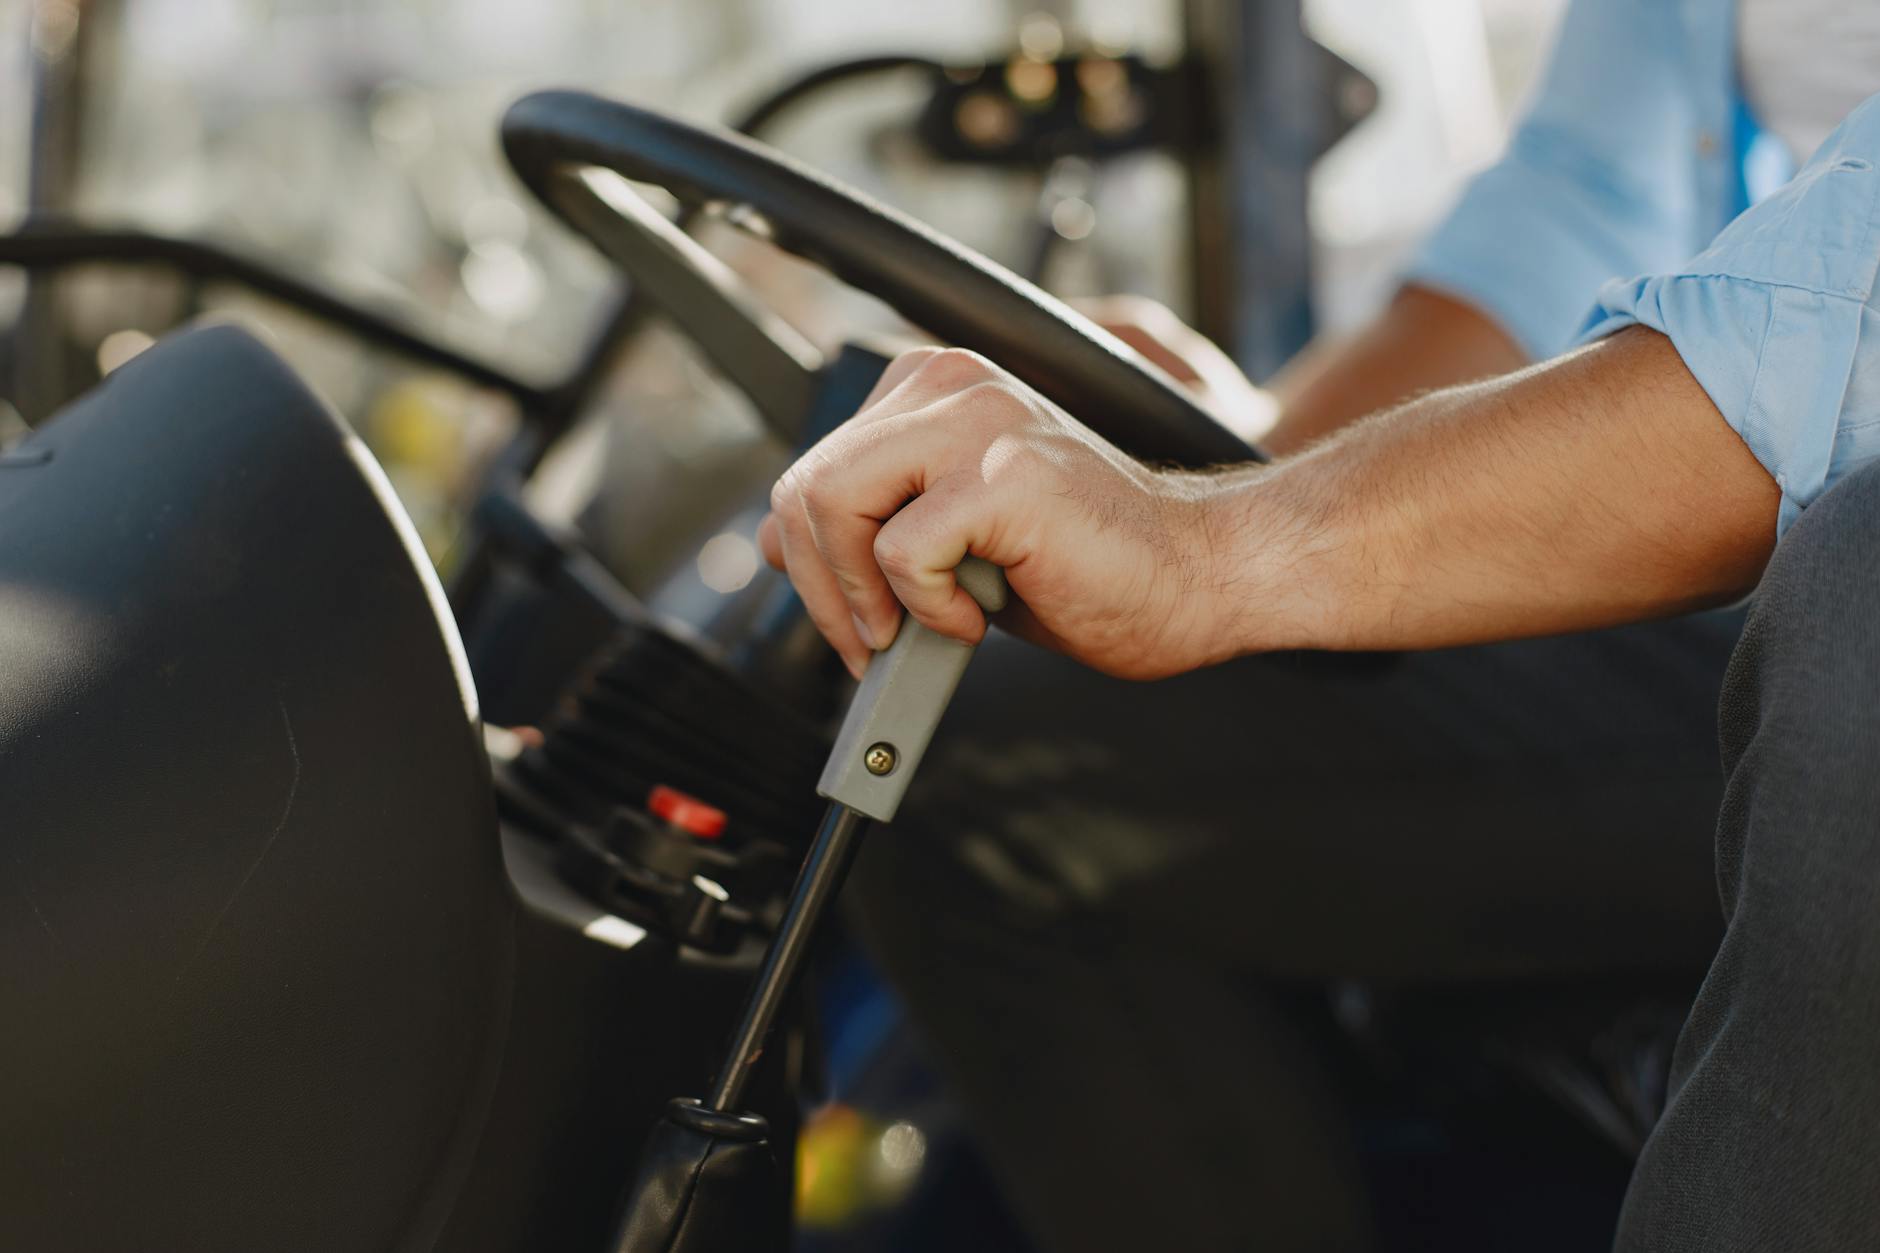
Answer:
1581;274;1865;540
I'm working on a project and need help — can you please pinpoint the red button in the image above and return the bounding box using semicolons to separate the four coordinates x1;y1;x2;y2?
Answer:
648;785;728;839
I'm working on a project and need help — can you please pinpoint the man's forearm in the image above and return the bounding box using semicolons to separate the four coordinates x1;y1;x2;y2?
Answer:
762;327;1775;681
1263;285;1528;456
1214;327;1780;654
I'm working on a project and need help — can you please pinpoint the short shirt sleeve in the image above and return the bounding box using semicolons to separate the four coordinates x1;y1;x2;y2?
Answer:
1581;94;1880;536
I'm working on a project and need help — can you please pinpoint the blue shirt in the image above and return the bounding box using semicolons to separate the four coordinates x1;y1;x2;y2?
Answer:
1408;0;1880;536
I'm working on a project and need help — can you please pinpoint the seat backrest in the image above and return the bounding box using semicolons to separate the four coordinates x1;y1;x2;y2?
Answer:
0;326;515;1253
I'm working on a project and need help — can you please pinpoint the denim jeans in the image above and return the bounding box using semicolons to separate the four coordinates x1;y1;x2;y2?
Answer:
846;460;1880;1251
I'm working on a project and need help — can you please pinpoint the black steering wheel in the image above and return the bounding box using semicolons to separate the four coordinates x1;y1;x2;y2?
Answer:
500;89;1262;468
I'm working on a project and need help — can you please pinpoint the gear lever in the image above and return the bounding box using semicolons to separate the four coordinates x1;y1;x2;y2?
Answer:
609;558;1010;1253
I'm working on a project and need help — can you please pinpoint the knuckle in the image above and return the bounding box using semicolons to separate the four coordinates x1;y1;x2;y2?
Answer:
957;379;1033;436
796;470;844;526
799;491;836;533
872;532;915;579
959;377;1022;410
892;345;945;373
978;432;1039;486
914;347;994;390
789;457;831;503
770;501;806;542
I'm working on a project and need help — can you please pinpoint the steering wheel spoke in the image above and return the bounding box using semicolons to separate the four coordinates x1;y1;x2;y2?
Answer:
544;165;824;444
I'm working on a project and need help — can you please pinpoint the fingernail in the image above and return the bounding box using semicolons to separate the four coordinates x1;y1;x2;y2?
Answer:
845;655;867;681
851;612;877;650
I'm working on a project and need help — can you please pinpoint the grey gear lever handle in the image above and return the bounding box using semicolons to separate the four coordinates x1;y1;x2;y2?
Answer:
631;569;1009;1242
694;556;1010;1118
816;556;1009;822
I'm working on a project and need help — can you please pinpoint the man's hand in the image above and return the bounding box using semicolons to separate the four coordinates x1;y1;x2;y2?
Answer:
1077;295;1278;446
757;346;1250;681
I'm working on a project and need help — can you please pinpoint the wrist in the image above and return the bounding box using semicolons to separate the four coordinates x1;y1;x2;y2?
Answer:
1186;455;1399;657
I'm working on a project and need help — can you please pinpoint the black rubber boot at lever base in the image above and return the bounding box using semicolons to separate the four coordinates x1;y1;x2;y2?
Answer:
610;1099;786;1253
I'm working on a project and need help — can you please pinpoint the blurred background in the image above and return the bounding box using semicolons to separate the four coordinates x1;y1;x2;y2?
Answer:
0;0;1578;1245
0;0;1565;570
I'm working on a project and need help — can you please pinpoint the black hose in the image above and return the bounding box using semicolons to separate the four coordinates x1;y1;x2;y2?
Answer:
0;220;552;408
729;54;943;138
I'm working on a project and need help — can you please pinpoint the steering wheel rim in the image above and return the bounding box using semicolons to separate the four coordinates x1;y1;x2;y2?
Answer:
501;89;1263;468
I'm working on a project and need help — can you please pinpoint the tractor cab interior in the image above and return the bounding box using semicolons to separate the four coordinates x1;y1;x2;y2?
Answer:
0;5;1697;1251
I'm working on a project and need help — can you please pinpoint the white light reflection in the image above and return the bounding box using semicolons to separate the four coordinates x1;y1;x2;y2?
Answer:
877;1120;927;1177
461;241;544;322
696;531;759;594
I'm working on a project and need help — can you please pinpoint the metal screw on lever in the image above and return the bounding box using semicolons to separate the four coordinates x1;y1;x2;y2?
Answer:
703;557;1009;1113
